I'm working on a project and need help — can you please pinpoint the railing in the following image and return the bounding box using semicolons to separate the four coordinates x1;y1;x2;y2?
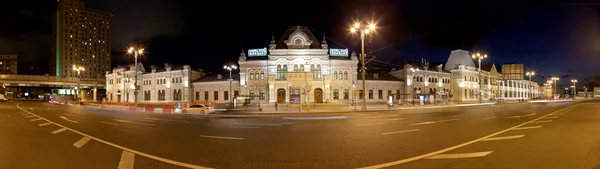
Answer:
0;74;105;83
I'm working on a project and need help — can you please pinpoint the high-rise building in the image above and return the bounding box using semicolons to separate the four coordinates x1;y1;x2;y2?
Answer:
0;54;18;75
51;0;111;79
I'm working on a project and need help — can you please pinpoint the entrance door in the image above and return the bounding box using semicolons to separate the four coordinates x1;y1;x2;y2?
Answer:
277;89;286;103
314;88;323;103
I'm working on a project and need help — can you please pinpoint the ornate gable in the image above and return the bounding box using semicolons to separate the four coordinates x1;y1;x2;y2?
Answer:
284;26;314;49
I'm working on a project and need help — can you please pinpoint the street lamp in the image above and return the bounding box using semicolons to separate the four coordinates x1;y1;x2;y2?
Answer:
224;64;237;109
571;79;577;99
526;71;535;99
127;47;144;103
471;52;487;103
350;21;376;110
409;67;419;105
551;76;559;99
72;65;85;102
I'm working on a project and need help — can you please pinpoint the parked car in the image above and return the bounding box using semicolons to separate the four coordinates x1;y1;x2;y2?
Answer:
0;94;7;102
181;104;214;114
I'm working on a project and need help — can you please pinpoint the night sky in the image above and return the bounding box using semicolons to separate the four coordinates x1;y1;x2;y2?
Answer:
2;0;600;86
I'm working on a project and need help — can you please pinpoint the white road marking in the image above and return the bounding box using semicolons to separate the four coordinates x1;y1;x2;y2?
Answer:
358;122;385;126
16;104;210;169
373;114;400;118
30;118;43;121
411;118;461;126
523;113;536;117
382;129;419;135
113;119;155;126
51;128;67;134
141;117;187;122
199;135;244;140
387;118;405;121
24;115;34;118
20;113;29;115
541;116;560;119
529;120;552;123
73;137;91;148
29;108;33;110
448;115;461;118
229;126;261;129
552;113;564;115
512;126;542;130
357;104;578;169
483;116;497;120
101;121;119;125
118;151;135;169
482;135;525;141
506;113;536;119
38;122;52;126
282;116;347;120
60;116;79;123
425;151;493;159
506;116;521;119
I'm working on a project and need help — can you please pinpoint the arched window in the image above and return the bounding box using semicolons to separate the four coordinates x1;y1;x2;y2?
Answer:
250;71;254;80
283;65;288;79
294;64;299;72
334;71;338;80
254;71;259;80
344;71;348;80
300;64;304;72
343;89;349;100
260;71;264;80
276;65;282;79
316;64;321;79
333;89;339;99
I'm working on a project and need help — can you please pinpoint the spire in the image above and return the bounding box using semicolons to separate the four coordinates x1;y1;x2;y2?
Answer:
321;32;328;49
269;31;276;49
238;47;246;61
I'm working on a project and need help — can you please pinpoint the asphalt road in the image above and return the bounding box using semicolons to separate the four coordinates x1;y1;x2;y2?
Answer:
0;100;598;169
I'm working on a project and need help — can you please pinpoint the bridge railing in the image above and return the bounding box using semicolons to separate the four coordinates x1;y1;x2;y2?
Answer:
0;74;105;83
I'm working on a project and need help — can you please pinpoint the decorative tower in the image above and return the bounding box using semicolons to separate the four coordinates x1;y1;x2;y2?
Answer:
269;31;277;49
321;33;328;50
238;48;246;62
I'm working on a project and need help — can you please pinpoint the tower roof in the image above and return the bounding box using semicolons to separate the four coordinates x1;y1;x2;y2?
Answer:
275;26;322;49
444;49;475;71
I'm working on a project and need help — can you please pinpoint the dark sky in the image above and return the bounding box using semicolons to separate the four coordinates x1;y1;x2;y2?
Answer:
2;0;600;86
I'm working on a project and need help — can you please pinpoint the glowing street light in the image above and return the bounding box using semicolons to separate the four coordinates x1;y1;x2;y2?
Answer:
472;52;487;103
571;79;578;99
349;20;376;111
224;64;237;108
551;77;559;99
72;65;85;101
526;71;535;98
127;46;144;103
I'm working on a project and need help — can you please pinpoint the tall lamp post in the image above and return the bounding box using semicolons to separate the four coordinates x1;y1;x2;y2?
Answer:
72;65;85;102
350;21;376;110
409;67;419;105
551;77;559;99
526;71;535;99
224;64;237;108
127;47;144;103
471;53;487;103
571;79;577;99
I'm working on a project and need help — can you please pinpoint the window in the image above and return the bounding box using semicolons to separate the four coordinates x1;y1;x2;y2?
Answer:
283;65;287;79
224;91;229;100
195;92;199;101
255;72;259;80
333;89;339;99
388;90;392;97
334;71;338;80
344;71;348;80
250;71;254;80
378;90;383;99
249;90;255;100
260;89;266;100
343;89;349;100
234;90;239;97
300;64;304;72
369;90;373;99
260;71;264;80
214;91;218;100
359;90;363;99
294;64;299;72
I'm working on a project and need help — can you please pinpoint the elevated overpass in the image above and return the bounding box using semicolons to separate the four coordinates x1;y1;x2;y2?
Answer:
0;74;105;101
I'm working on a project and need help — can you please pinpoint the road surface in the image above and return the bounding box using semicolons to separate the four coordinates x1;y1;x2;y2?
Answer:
0;100;597;169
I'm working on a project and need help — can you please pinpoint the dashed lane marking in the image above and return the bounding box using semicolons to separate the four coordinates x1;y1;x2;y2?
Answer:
382;129;419;135
483;116;497;120
24;115;34;118
482;135;525;141
118;151;135;169
30;118;43;121
387;118;405;121
60;116;79;123
425;151;493;159
410;118;461;126
73;137;91;148
113;119;154;126
101;121;119;125
511;126;542;130
229;126;261;129
51;128;67;134
38;122;52;126
199;135;244;140
357;103;579;169
529;120;552;123
17;103;212;169
541;116;560;119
